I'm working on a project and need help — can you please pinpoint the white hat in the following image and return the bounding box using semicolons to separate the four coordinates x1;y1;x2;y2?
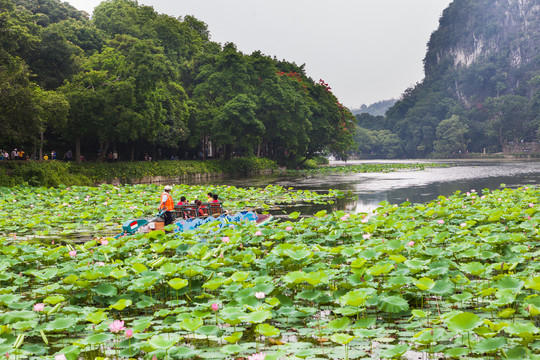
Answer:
164;185;172;191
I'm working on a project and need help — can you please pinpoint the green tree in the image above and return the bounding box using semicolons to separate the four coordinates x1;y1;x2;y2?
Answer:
484;95;534;150
433;115;469;155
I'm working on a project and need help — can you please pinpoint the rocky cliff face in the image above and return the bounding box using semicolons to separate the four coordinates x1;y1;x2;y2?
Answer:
423;0;539;105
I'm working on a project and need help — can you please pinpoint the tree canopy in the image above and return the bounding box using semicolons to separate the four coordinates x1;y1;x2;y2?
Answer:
1;0;354;163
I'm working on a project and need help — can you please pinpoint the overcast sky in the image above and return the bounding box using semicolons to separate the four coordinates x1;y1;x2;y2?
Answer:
64;0;453;108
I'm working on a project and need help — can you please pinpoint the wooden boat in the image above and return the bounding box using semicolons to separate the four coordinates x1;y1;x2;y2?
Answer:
117;202;272;237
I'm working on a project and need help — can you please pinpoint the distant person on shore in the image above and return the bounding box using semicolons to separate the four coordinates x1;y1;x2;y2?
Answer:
43;154;49;160
113;151;118;162
51;151;56;160
158;185;174;226
11;149;18;160
65;149;72;161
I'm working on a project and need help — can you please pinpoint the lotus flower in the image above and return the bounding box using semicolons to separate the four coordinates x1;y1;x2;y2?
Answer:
222;237;230;243
529;203;534;207
255;292;266;299
437;219;444;224
255;230;263;236
108;320;126;333
100;238;108;246
125;329;133;338
55;355;67;360
407;241;415;247
248;352;266;360
68;250;77;257
286;226;293;231
211;303;219;311
33;303;45;312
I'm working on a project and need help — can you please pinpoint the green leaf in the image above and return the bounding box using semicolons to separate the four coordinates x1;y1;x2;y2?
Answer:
446;312;483;333
378;295;409;313
330;333;355;345
168;278;188;290
109;299;132;311
255;323;280;337
326;317;351;332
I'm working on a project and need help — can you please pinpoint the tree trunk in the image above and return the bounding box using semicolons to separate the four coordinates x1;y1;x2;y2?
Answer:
75;136;81;164
99;141;110;162
39;131;44;160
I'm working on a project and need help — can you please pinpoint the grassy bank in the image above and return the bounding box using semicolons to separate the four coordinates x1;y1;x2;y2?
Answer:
0;157;278;187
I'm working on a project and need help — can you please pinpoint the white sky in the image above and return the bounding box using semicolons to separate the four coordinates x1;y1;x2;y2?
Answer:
64;0;453;108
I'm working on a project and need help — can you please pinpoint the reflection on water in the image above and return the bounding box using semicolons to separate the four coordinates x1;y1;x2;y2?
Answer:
192;159;540;214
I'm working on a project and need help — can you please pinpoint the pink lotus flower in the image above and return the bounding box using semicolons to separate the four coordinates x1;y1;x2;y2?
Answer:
460;223;467;227
55;355;67;360
437;219;444;224
30;204;34;208
255;292;266;299
108;320;126;333
255;230;263;236
211;303;219;311
125;329;133;338
362;233;371;240
33;303;45;312
286;226;293;231
361;217;369;223
222;237;230;243
68;250;77;257
529;203;534;208
407;241;415;247
340;216;348;221
248;352;266;360
100;238;108;246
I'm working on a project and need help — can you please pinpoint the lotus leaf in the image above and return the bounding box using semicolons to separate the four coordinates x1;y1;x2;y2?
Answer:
43;295;65;305
329;333;355;345
243;309;272;324
180;317;203;332
446;312;483;333
473;337;507;353
45;317;78;331
168;278;189;290
379;344;410;358
326;317;351;331
378;295;409;313
147;333;181;350
109;298;132;311
256;323;280;337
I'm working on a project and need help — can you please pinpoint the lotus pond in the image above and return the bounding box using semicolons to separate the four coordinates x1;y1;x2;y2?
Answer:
1;182;540;359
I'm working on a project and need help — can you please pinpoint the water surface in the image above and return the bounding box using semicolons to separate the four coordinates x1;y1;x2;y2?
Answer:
196;159;540;214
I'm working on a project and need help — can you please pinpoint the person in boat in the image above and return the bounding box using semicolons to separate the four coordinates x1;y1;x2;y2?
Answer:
207;192;213;202
196;200;208;216
212;194;220;203
177;196;187;206
159;185;175;226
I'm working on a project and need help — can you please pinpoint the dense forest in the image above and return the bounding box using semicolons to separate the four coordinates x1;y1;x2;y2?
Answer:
356;0;540;158
0;0;355;163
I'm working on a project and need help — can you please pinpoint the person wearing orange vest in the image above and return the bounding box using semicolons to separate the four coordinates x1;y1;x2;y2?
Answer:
159;185;175;226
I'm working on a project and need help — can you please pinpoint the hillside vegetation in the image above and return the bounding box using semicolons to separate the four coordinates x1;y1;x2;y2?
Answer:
356;0;540;158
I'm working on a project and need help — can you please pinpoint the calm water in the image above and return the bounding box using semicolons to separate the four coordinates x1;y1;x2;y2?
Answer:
196;159;540;214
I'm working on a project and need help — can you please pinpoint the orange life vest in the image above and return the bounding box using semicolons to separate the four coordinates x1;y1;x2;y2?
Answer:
159;192;174;211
